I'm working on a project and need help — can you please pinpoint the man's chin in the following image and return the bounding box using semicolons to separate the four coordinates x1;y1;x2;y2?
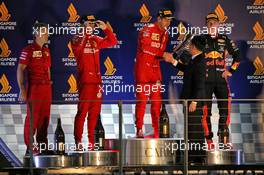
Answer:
209;33;217;38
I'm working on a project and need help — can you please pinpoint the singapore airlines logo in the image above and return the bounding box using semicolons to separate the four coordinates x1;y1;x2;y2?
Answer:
0;2;11;22
246;0;264;14
67;3;80;23
68;74;78;93
214;4;228;23
0;74;12;93
177;71;184;76
104;57;116;76
0;38;11;57
67;42;74;58
253;21;264;40
140;4;152;23
253;56;264;75
254;0;264;5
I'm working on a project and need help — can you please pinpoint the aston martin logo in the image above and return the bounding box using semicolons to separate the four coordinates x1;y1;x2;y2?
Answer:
215;4;228;23
140;4;152;23
68;74;78;93
67;3;80;23
67;42;74;58
0;74;12;93
253;21;264;40
104;57;116;76
0;38;11;57
0;2;11;22
253;56;264;75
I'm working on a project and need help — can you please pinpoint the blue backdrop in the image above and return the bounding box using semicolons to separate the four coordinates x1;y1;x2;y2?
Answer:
0;0;263;104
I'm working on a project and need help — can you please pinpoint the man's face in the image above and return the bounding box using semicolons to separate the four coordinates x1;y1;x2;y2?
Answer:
85;21;96;30
206;19;220;37
189;44;196;55
36;26;49;43
158;17;172;30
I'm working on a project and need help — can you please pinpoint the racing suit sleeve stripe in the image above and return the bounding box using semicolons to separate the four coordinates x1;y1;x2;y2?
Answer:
97;28;118;49
19;48;30;65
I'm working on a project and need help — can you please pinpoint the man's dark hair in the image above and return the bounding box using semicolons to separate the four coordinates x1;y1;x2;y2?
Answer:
33;22;48;29
191;35;206;51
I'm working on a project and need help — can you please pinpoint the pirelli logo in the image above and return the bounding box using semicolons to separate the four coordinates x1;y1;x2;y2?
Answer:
0;74;12;93
67;3;80;23
104;57;116;76
67;42;75;58
68;74;78;93
215;4;228;23
253;21;264;41
0;38;11;57
254;0;264;5
140;4;152;23
0;2;11;22
253;56;264;75
163;10;172;15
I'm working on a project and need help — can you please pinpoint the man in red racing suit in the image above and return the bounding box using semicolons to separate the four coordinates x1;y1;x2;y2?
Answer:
17;22;52;155
135;9;175;138
71;15;117;149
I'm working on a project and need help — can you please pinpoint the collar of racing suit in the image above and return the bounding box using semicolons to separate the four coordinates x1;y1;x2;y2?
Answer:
154;22;166;33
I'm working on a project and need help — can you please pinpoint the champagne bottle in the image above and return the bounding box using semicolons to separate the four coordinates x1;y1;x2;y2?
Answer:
94;115;105;150
159;104;170;138
219;128;230;149
54;118;65;155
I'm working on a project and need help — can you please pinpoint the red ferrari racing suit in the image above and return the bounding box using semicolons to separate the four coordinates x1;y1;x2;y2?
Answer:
135;22;169;137
19;42;52;150
71;28;117;146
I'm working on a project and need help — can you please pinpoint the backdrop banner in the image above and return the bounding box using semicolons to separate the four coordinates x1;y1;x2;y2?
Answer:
0;0;263;104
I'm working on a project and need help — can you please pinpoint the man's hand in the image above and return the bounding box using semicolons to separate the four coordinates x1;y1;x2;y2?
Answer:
222;70;232;79
18;87;27;102
189;101;197;112
96;20;107;30
163;52;175;63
